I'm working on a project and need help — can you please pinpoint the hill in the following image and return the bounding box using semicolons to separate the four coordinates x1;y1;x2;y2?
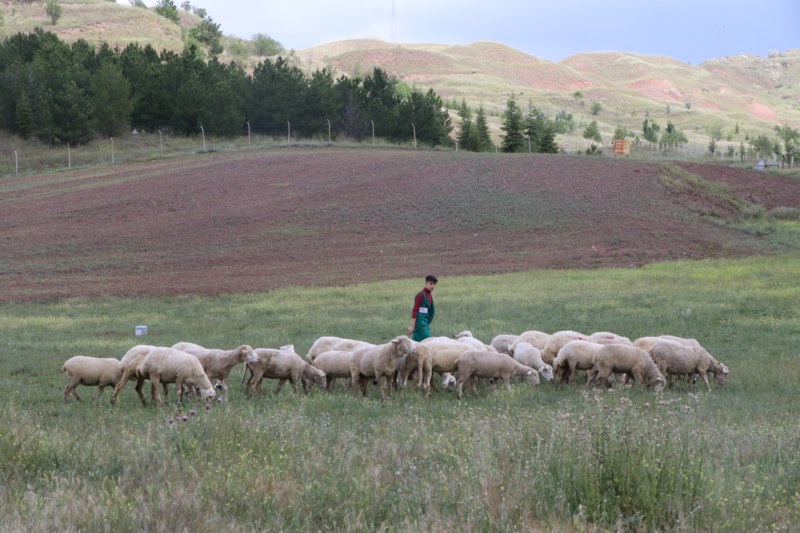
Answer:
2;147;800;302
1;1;797;153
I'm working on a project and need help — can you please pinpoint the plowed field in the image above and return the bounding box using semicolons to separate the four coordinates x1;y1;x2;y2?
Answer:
3;147;799;302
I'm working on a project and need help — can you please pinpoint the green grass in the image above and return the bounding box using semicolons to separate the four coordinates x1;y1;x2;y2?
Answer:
2;254;800;530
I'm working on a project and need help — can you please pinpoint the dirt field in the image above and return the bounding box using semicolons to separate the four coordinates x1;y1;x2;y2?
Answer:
2;147;799;302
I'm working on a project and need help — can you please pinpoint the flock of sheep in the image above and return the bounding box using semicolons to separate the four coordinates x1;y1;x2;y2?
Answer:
61;329;729;405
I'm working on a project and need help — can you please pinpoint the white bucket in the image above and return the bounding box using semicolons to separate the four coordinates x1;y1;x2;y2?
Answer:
135;325;148;336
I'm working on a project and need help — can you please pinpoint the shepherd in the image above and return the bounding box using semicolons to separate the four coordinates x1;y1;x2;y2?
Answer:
408;275;437;341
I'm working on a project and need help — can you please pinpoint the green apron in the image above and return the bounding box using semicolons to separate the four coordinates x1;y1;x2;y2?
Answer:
413;291;435;341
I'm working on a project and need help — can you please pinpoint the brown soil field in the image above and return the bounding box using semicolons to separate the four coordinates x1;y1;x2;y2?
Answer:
3;147;799;303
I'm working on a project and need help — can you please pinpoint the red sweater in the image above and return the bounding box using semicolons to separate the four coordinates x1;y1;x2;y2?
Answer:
411;288;433;318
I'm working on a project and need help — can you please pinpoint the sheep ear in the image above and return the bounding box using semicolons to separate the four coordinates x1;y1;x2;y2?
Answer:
526;369;533;375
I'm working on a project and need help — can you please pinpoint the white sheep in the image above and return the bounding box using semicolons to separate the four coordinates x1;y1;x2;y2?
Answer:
650;338;729;391
518;330;551;350
490;334;520;355
305;336;375;363
248;348;327;395
456;335;498;352
590;331;633;345
456;349;539;399
110;344;161;405
135;347;216;405
632;336;665;353
171;342;258;392
312;349;359;391
588;344;665;392
62;356;123;403
552;340;604;384
441;373;457;389
350;335;415;400
541;330;591;365
509;340;554;382
419;342;474;390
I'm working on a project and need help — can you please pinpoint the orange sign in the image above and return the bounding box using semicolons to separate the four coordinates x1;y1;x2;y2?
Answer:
614;139;630;156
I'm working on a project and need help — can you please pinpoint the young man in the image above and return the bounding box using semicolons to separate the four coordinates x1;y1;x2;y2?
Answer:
408;275;437;342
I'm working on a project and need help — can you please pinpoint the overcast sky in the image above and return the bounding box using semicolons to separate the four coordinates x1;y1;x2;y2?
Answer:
155;0;797;64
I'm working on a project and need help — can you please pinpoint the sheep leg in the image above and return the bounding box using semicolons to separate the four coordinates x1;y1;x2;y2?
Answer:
359;376;368;397
470;376;479;397
150;375;163;406
132;377;148;406
275;379;286;395
456;375;466;400
94;385;106;399
698;371;712;392
64;378;81;402
110;370;133;405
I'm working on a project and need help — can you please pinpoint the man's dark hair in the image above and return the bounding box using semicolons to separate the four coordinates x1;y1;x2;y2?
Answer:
425;275;438;284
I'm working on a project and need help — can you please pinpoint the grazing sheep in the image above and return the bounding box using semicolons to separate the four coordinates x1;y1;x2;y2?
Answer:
590;331;633;345
456;350;539;399
312;349;359;391
426;342;474;382
552;340;604;384
349;335;415;400
650;339;729;391
306;336;375;364
396;343;436;397
509;340;554;382
171;342;258;392
456;335;497;352
62;356;123;403
249;348;326;395
541;330;591;365
135;347;215;406
110;344;161;405
518;330;551;350
632;336;665;353
490;334;520;355
442;373;457;390
589;344;665;392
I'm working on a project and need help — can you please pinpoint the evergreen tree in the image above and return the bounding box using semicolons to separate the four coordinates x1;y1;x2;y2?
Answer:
155;0;180;22
14;92;33;139
473;106;493;152
583;120;602;143
500;94;524;153
523;103;558;153
90;60;132;137
457;100;474;150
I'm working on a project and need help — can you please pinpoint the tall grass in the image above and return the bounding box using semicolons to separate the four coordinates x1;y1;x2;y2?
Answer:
2;254;800;530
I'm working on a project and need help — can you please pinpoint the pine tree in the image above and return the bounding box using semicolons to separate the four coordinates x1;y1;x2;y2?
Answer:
500;94;524;153
474;106;492;152
457;100;474;150
15;93;33;139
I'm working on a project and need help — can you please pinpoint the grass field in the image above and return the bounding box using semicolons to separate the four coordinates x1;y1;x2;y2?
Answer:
2;253;800;531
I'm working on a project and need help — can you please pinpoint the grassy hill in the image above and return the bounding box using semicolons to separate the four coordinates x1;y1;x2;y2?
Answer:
1;0;798;153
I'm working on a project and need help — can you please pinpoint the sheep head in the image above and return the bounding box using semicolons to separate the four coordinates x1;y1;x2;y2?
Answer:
522;368;540;385
538;364;555;382
239;345;259;364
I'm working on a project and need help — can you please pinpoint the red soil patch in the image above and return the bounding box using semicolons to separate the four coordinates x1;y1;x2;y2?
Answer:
2;148;799;302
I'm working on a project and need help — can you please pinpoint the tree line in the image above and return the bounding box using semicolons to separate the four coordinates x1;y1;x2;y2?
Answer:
0;29;453;147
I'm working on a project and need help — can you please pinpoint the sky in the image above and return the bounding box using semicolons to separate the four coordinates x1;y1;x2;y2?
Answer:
150;0;798;64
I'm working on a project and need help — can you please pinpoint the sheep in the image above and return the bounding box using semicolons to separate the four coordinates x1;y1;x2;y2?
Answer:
456;335;498;352
442;373;457;390
426;342;474;382
518;330;551;350
306;336;375;364
455;349;539;399
552;340;604;384
632;336;665;353
395;342;434;397
110;344;161;405
312;349;358;392
135;347;216;406
62;356;123;403
509;340;554;382
588;344;665;392
248;348;327;395
650;338;729;391
541;330;591;365
349;335;415;400
590;331;633;345
170;342;258;392
490;334;520;355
